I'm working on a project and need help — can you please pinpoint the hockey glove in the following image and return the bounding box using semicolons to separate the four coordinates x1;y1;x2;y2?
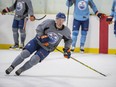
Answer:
40;35;49;46
95;11;105;19
106;16;113;24
63;48;71;59
30;15;35;21
1;7;10;15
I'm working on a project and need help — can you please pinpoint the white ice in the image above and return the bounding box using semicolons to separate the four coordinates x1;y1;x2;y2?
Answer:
0;50;116;87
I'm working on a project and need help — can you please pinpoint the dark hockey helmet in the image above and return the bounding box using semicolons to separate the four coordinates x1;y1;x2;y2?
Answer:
56;12;66;20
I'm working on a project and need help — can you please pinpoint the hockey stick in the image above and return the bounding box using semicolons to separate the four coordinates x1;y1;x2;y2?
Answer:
35;15;46;20
66;6;70;26
1;13;46;21
56;48;107;77
66;4;70;27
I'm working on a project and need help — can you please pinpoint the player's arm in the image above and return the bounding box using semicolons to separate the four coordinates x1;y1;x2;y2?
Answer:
1;1;17;15
110;0;115;17
106;1;114;24
63;28;72;59
66;0;75;7
26;0;35;21
89;0;105;19
36;19;52;36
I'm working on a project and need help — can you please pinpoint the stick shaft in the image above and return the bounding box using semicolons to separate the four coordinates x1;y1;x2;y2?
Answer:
56;48;107;77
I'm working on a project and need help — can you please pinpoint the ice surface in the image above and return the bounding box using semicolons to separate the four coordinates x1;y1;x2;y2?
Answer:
0;50;116;87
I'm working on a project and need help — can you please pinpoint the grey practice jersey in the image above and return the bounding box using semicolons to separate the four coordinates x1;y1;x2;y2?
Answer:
36;19;72;52
8;0;34;20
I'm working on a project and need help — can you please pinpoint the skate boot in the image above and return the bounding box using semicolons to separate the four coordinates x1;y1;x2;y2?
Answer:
15;68;23;76
10;43;19;49
5;65;14;74
19;43;24;49
80;46;84;54
80;49;84;54
71;47;75;52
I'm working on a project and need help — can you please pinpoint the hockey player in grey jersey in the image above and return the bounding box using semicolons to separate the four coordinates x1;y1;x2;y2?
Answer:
1;0;35;49
5;12;72;76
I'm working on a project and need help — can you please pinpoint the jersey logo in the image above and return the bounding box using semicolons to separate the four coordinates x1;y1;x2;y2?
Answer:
16;2;23;11
78;1;87;10
47;32;59;44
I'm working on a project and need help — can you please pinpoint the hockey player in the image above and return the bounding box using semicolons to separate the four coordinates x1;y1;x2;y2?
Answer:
1;0;35;49
66;0;105;53
5;12;72;76
106;0;116;37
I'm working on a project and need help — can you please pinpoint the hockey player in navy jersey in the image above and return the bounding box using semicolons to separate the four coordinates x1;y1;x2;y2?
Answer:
1;0;35;49
5;12;72;76
106;0;116;37
66;0;105;53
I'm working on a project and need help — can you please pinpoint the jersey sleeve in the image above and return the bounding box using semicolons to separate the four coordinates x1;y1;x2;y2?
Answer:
36;19;54;36
8;1;17;11
88;0;98;14
63;27;72;49
25;0;34;16
66;0;75;7
110;1;115;17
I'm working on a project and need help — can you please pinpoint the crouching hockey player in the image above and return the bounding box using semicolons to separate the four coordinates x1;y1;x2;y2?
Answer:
5;12;72;76
106;0;116;37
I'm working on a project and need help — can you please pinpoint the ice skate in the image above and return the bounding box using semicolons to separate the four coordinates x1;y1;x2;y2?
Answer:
5;65;14;74
9;44;19;50
19;43;24;49
80;49;84;54
71;47;75;52
80;46;84;54
15;68;23;76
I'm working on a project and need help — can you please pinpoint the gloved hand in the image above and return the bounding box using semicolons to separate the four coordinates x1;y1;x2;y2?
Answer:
40;35;49;46
95;11;105;19
40;35;49;43
106;16;113;24
1;7;10;15
30;15;35;21
63;48;71;59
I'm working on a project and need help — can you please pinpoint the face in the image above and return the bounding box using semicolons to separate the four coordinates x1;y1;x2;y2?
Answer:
55;18;65;29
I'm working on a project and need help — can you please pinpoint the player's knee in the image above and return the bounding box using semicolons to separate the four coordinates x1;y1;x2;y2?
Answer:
12;28;18;33
20;29;25;33
72;31;79;36
20;49;31;58
81;30;87;36
29;55;41;66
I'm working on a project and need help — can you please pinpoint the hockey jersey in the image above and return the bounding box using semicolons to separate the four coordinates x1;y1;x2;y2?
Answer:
36;19;72;52
66;0;98;21
8;0;34;20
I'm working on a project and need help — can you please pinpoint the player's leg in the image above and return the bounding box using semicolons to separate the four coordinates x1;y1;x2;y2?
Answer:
5;49;31;74
19;18;26;49
15;47;50;76
5;38;39;74
80;19;89;53
71;19;80;51
10;19;19;48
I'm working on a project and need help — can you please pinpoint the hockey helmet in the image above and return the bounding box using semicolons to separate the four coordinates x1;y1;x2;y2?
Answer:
56;12;66;20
